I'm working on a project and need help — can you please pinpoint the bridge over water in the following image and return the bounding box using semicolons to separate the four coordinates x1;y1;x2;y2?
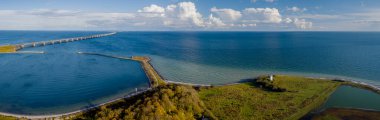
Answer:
15;32;116;50
0;32;116;53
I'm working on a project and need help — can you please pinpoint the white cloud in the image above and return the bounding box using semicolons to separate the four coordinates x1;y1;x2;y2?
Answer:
284;18;293;23
210;7;242;21
297;14;341;20
0;2;317;30
243;8;282;23
138;4;165;13
287;6;307;12
206;14;226;27
137;4;165;17
25;9;80;17
177;2;205;27
134;2;207;28
139;2;205;28
233;23;256;27
265;0;275;3
281;17;313;29
166;5;177;12
293;18;312;29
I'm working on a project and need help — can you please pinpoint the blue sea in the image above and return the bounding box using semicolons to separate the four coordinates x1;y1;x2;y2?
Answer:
1;31;380;115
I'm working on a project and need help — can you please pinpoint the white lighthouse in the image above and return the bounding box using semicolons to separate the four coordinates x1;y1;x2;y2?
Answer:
269;75;274;81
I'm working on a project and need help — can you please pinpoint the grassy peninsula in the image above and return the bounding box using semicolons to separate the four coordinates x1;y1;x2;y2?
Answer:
69;75;344;120
198;75;340;120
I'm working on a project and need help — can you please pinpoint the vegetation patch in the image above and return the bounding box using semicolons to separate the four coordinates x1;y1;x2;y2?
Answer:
0;45;16;53
256;75;287;92
198;75;340;120
309;108;380;120
73;84;216;120
0;115;17;120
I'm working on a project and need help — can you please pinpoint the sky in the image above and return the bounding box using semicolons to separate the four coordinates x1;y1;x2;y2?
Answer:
0;0;380;31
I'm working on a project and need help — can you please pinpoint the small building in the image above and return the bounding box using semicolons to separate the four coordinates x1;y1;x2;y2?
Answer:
269;75;274;81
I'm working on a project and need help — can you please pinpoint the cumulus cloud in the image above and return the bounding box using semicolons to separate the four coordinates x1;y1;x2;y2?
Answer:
211;7;242;21
207;7;284;28
137;4;165;18
243;8;282;23
138;4;165;13
151;2;205;28
293;18;312;29
177;2;204;27
281;17;313;29
206;14;226;27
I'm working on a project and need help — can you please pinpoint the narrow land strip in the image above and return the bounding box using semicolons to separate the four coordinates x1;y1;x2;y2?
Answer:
77;52;166;87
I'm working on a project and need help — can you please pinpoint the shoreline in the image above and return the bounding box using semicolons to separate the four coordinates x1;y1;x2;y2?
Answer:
0;88;152;119
166;74;380;93
2;75;378;119
303;76;380;94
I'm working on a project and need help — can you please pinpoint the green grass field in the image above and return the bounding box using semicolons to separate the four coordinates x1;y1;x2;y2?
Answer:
198;75;340;120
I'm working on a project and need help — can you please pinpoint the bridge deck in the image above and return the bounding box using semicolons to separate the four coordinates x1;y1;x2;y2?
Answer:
0;32;116;53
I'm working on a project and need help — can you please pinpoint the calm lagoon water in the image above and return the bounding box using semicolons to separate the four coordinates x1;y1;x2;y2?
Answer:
321;86;380;111
1;31;380;114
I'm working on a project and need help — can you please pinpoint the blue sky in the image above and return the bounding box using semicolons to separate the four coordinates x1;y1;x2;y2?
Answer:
0;0;380;31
